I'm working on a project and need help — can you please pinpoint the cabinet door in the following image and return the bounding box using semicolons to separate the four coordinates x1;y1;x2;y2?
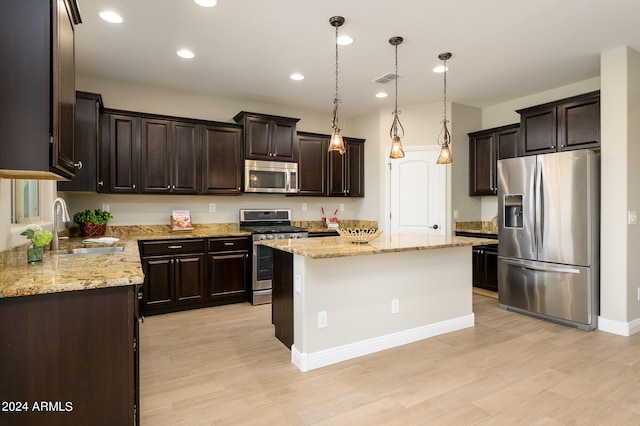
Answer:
207;252;248;301
327;149;346;196
141;119;172;193
109;114;140;193
141;255;174;311
202;125;243;194
174;253;206;304
519;105;557;156
558;96;600;151
469;133;496;195
244;116;271;160
345;140;365;197
50;0;76;178
297;134;328;196
271;118;298;161
496;126;518;160
58;92;100;192
472;247;484;288
171;121;200;194
484;246;498;292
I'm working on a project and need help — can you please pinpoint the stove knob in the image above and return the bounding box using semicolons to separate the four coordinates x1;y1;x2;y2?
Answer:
290;234;297;239
278;234;286;239
259;235;267;241
268;234;274;240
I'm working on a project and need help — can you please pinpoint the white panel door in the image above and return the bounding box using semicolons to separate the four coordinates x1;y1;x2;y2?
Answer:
390;148;446;234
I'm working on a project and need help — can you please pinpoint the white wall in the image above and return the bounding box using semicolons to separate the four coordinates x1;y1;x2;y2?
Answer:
599;46;640;332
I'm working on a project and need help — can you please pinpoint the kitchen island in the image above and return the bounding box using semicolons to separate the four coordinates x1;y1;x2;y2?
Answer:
262;233;497;372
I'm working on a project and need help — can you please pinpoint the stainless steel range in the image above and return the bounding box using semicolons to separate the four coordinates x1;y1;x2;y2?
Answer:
239;209;308;305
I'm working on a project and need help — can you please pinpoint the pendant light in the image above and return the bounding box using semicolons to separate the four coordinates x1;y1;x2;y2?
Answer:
389;36;405;159
436;52;453;164
328;16;346;155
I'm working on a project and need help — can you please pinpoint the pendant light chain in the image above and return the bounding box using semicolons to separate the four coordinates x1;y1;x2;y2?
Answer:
442;57;448;125
394;43;399;115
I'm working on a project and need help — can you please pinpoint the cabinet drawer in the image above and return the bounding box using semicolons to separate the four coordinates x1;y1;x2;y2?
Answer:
140;239;205;256
208;237;249;253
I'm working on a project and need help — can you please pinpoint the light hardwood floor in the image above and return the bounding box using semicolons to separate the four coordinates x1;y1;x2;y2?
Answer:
140;295;640;425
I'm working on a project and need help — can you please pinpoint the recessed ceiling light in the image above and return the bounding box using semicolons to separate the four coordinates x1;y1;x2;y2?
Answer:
99;11;123;24
177;49;195;59
337;35;353;46
375;92;388;98
290;73;304;81
194;0;217;7
433;65;449;73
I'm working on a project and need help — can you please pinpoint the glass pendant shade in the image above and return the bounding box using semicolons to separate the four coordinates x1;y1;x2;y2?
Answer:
390;135;405;159
437;144;453;164
328;128;346;155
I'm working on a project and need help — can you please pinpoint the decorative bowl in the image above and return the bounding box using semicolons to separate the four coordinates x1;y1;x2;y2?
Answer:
337;228;383;244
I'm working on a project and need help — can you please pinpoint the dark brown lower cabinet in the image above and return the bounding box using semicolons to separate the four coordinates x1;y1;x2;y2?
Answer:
272;249;294;348
207;237;249;305
0;286;139;426
472;244;498;292
139;239;206;315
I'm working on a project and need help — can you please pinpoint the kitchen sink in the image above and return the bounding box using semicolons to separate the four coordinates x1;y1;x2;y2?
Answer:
61;246;125;255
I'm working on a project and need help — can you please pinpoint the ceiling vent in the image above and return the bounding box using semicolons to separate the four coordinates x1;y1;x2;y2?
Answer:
372;72;398;84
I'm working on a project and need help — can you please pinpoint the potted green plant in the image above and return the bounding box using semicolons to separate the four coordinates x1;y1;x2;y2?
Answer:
73;209;114;238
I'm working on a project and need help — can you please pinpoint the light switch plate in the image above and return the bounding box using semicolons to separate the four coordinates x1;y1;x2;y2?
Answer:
629;211;637;225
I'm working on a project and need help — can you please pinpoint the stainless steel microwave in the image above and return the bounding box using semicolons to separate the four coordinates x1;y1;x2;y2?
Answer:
244;160;298;194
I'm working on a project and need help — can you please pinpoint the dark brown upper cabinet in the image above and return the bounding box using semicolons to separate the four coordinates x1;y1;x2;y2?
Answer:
0;0;81;179
296;133;365;197
202;124;244;194
140;119;200;194
58;92;103;192
517;91;600;156
328;137;365;197
297;132;329;196
108;113;141;193
468;124;519;196
233;111;300;162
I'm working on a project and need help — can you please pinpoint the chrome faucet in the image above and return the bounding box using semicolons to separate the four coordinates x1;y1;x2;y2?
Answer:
51;197;71;251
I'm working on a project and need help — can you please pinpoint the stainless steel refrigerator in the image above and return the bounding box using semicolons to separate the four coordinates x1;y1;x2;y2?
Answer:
497;150;600;330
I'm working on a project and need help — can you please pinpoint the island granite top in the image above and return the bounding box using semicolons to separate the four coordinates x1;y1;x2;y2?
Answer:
261;233;498;259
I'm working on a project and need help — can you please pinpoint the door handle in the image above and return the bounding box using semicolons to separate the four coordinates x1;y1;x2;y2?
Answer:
428;224;439;230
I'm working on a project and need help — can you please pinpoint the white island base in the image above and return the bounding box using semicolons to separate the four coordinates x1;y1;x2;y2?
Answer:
289;245;474;372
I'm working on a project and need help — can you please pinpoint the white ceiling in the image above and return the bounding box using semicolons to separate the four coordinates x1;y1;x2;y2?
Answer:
75;0;640;118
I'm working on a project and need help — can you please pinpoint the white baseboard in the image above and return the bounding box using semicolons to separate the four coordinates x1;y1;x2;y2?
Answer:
291;313;474;372
597;315;640;336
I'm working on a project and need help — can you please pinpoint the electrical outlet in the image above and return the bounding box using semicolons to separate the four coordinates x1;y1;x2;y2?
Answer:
302;203;308;212
339;203;345;212
637;287;640;302
629;211;638;225
209;203;216;213
391;298;399;314
453;209;459;219
101;204;110;213
318;311;327;328
295;275;302;293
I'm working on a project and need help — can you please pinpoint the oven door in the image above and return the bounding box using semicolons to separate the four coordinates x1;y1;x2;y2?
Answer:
252;241;273;305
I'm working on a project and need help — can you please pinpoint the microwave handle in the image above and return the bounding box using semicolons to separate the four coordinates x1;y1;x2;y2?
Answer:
285;171;291;191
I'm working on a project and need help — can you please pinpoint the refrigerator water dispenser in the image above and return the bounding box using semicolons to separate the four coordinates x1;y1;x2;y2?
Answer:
504;194;523;228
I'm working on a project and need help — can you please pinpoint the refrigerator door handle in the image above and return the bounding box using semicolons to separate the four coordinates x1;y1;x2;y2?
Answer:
535;162;543;253
502;259;580;274
530;163;537;255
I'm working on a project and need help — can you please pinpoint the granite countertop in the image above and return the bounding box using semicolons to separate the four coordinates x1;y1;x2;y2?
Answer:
0;223;251;299
454;221;499;236
261;233;498;259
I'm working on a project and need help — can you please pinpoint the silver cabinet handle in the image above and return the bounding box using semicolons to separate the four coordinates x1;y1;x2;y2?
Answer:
224;242;234;246
132;184;136;189
98;180;104;187
74;161;83;169
167;245;183;249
